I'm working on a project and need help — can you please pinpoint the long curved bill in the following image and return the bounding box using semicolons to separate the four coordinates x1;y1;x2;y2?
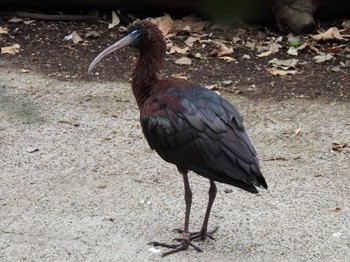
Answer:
88;30;140;73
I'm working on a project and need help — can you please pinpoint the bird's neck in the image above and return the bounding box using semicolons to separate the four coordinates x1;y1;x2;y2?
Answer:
131;43;165;110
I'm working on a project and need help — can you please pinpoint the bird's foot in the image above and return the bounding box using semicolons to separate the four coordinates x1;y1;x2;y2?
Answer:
149;233;202;257
173;226;218;241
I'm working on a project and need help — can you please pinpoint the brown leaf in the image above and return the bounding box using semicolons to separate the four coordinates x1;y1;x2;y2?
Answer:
294;128;302;136
0;27;9;34
331;142;350;153
297;40;320;53
326;46;343;53
26;147;39;153
20;69;31;73
171;73;188;80
256;50;274;57
175;57;192;65
185;36;200;47
218;56;235;62
205;84;221;95
64;31;83;44
150;14;173;36
257;42;282;57
168;46;189;54
268;69;297;76
85;31;100;38
71;31;83;44
312;27;345;41
332;207;342;212
1;44;20;55
23;20;35;25
210;41;233;57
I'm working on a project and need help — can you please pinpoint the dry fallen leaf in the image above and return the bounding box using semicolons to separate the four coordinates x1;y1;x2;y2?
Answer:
312;27;345;41
23;20;36;25
85;31;100;38
108;11;120;29
330;66;342;72
26;147;39;153
0;27;9;34
245;42;255;50
342;20;350;31
205;84;218;90
232;36;241;44
331;142;350;153
257;42;282;57
257;50;274;57
64;31;83;44
175;57;192;65
297;40;320;53
205;84;221;95
268;58;298;70
218;56;235;62
8;17;24;23
171;73;188;80
314;53;333;63
185;36;200;47
210;41;233;57
340;61;350;68
150;14;173;36
20;69;31;73
294;128;302;136
287;46;298;56
331;207;342;213
1;44;20;55
71;31;83;44
268;69;298;76
168;46;189;54
326;46;343;53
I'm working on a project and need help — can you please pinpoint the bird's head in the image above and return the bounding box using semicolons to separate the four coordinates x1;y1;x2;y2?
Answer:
88;20;165;73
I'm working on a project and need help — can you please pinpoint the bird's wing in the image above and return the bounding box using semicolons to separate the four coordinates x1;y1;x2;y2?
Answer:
141;85;266;191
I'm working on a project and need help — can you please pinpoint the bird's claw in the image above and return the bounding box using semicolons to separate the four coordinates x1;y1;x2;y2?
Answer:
172;226;219;241
150;238;202;257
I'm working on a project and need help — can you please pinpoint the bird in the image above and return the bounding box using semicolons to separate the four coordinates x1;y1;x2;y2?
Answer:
88;20;267;257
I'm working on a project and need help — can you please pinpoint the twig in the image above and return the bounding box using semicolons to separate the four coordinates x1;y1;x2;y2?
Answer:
263;156;288;161
17;12;98;21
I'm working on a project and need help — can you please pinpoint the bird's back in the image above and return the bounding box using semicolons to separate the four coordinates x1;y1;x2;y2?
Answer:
140;80;267;193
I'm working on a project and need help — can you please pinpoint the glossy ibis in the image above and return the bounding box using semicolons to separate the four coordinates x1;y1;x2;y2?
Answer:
88;20;267;256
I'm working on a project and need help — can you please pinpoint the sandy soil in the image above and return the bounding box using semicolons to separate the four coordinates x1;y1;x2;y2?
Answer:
1;62;350;261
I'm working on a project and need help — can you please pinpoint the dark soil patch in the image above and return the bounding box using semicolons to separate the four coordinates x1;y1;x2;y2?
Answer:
0;12;349;101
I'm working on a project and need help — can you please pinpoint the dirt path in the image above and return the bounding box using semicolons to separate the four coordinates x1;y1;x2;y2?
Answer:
1;63;349;261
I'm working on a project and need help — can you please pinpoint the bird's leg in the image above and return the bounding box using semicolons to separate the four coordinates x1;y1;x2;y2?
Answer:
182;170;192;237
150;169;202;257
175;180;218;241
193;180;218;240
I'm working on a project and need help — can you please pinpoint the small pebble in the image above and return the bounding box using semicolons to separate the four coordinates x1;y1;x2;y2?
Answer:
222;80;232;87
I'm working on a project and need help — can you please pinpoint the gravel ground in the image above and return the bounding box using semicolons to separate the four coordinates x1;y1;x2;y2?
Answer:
1;63;349;261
